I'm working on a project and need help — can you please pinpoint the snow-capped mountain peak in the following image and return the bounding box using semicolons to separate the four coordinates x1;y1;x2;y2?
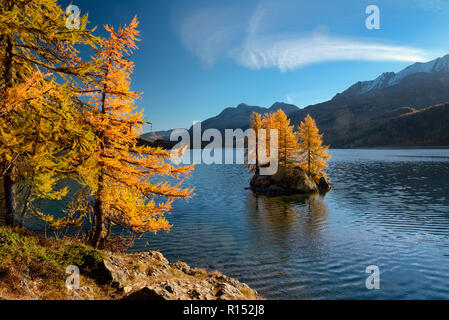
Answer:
389;54;449;85
339;54;449;98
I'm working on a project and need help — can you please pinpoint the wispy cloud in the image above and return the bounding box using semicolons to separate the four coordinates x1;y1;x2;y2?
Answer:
236;34;431;72
175;6;246;67
175;2;434;71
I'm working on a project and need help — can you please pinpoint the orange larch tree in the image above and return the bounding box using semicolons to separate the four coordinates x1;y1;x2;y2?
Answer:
297;114;330;179
80;17;193;248
262;109;299;171
271;109;299;169
0;0;99;226
249;112;263;174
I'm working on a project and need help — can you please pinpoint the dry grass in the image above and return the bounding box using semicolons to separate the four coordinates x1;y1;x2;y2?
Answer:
237;287;260;300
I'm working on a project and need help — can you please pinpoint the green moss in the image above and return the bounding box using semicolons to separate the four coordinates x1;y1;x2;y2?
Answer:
0;227;104;278
57;243;105;273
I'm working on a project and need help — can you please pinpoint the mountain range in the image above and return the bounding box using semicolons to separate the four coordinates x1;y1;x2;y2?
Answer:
143;54;449;148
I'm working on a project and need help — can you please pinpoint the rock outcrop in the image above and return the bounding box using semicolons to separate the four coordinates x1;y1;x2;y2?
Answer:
250;166;331;196
97;251;261;300
0;227;261;300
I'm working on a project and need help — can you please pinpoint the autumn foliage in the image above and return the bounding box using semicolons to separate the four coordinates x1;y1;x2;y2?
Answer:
263;109;300;169
297;114;331;179
249;110;330;180
248;112;263;174
0;0;98;226
0;2;193;249
77;17;193;248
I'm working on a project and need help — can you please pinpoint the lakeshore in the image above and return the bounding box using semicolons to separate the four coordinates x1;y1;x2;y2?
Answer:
0;227;261;300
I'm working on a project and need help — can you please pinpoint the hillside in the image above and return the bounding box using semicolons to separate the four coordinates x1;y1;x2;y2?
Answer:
193;102;298;133
290;70;449;146
143;55;449;148
143;102;299;142
330;103;449;148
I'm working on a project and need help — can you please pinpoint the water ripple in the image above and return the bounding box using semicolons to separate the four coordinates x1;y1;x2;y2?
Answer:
35;149;449;299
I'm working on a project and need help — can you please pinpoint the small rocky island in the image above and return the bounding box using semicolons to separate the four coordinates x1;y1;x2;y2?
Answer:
248;111;332;197
250;166;331;197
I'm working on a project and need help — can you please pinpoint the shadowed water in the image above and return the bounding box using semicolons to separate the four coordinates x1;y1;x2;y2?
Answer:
133;149;449;300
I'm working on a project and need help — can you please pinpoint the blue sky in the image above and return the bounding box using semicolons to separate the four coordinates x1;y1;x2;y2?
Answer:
61;0;449;131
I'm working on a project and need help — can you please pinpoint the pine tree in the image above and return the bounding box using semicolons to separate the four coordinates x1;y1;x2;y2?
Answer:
272;109;299;169
297;114;330;179
263;109;299;170
0;0;99;226
249;112;263;174
1;72;96;227
79;17;193;248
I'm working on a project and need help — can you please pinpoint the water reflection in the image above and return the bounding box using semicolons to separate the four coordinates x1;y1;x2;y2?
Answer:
247;193;330;238
245;193;330;262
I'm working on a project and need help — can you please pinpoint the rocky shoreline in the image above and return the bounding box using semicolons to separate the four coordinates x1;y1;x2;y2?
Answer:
0;227;261;300
97;251;262;300
0;227;262;300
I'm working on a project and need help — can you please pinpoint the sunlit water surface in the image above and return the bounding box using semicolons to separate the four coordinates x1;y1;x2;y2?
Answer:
37;149;449;299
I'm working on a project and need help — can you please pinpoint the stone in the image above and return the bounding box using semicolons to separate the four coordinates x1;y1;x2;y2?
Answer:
216;283;243;300
171;261;191;274
295;173;318;193
318;176;332;192
145;251;169;265
250;175;271;189
122;286;169;300
87;248;260;301
250;165;331;196
102;257;130;289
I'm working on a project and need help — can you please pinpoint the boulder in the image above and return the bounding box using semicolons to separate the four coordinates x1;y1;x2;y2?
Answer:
100;255;130;289
171;261;191;274
216;283;243;300
318;176;332;192
295;173;318;193
139;251;169;265
250;175;271;189
122;278;257;301
90;249;261;301
122;286;169;300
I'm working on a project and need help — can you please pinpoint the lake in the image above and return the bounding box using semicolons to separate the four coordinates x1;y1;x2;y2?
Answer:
135;149;449;300
34;149;449;299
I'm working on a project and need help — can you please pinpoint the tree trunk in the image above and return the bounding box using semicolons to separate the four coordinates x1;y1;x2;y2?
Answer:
307;126;311;175
1;26;15;227
90;190;103;248
90;77;108;248
90;165;105;248
255;130;259;175
1;170;15;227
3;172;14;226
0;177;6;226
308;150;311;175
284;130;287;169
1;0;15;226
